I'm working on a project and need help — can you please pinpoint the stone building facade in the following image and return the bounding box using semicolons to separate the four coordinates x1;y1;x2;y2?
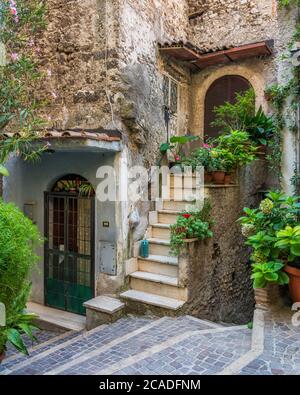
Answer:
4;1;298;323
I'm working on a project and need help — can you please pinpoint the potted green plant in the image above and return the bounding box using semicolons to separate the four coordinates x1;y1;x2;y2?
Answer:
212;89;275;155
239;191;300;305
181;144;214;183
170;200;213;255
159;135;199;168
275;225;300;302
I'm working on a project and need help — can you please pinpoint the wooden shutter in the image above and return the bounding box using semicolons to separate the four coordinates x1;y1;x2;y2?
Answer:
204;75;251;139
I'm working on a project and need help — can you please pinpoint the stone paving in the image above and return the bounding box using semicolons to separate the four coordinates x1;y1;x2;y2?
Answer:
239;308;300;375
0;309;299;375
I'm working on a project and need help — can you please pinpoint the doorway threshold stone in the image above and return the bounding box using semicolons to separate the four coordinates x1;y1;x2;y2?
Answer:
27;302;86;332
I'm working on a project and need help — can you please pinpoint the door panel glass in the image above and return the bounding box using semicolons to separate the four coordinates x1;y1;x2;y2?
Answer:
45;194;94;315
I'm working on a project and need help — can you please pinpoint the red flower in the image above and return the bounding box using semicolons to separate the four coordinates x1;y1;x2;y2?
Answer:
182;214;191;219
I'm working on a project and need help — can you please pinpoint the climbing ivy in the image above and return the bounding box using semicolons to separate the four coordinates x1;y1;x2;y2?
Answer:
264;1;300;186
279;0;300;7
0;0;47;176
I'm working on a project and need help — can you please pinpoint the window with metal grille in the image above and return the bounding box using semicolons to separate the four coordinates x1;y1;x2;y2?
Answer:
163;74;178;115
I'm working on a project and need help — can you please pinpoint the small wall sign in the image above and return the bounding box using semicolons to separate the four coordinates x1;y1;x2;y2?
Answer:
102;221;110;228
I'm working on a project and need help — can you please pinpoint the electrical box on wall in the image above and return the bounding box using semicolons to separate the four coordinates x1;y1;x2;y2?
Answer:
99;242;116;275
24;202;37;224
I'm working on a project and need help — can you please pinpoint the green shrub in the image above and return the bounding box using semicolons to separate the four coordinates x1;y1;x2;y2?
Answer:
0;200;42;354
239;191;300;288
170;200;214;256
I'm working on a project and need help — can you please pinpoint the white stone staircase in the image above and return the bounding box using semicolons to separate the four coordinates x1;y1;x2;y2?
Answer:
121;174;199;312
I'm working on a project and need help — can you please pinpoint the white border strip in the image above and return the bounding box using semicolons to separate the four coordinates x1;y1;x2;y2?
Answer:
1;321;113;375
218;309;265;375
94;326;248;375
45;317;170;375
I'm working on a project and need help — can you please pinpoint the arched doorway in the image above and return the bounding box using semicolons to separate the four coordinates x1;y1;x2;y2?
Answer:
44;174;95;315
204;75;252;139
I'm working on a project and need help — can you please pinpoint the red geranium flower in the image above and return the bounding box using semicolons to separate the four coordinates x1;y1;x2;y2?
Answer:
182;214;191;219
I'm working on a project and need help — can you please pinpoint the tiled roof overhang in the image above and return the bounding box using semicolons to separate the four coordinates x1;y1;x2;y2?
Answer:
2;128;122;142
159;40;274;71
1;128;122;153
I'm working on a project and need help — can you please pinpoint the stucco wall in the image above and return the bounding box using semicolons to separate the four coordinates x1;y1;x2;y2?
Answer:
3;151;125;304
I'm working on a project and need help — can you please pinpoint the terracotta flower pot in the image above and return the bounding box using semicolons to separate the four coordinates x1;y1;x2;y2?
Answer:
212;171;225;185
285;265;300;302
257;145;267;157
0;351;5;364
224;173;232;185
204;171;213;184
254;284;281;310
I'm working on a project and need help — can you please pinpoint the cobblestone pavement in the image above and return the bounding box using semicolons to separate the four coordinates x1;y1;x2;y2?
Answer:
0;310;299;375
239;308;300;375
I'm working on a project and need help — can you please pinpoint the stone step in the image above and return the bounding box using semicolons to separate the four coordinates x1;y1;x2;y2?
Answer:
27;302;86;332
168;175;202;188
138;254;178;277
120;290;185;311
151;223;171;239
130;271;187;301
83;296;125;330
130;271;178;286
158;210;180;225
163;199;195;211
148;238;171;256
164;188;200;201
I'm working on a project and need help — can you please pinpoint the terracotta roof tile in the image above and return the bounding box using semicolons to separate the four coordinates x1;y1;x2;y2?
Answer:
1;129;122;142
159;40;274;70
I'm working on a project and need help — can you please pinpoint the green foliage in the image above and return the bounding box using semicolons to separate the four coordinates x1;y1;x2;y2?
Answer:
0;200;43;354
211;89;256;133
251;261;289;289
213;130;258;168
239;191;300;288
275;225;300;260
278;0;300;7
159;135;199;164
170;200;213;255
181;130;258;173
0;1;47;175
181;145;214;171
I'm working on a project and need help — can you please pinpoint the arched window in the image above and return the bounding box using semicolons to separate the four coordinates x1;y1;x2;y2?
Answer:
204;75;252;139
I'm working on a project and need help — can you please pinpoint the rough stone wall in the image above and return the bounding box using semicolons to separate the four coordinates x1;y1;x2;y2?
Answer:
183;160;268;324
118;0;190;168
37;0;121;131
188;0;278;51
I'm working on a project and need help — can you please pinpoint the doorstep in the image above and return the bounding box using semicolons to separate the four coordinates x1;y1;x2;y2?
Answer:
27;302;86;332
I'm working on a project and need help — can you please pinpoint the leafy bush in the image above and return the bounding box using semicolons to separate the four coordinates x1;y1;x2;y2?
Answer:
0;0;47;176
0;200;42;354
181;145;213;171
170;200;213;255
275;225;300;262
181;130;257;173
251;261;289;289
211;89;275;147
239;191;300;288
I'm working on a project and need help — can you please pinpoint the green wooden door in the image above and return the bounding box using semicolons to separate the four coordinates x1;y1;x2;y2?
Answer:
44;193;95;315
